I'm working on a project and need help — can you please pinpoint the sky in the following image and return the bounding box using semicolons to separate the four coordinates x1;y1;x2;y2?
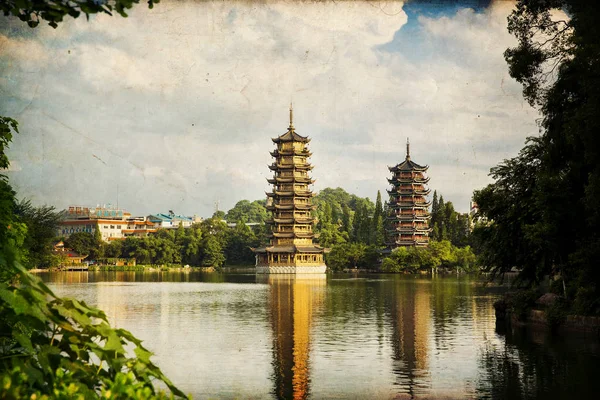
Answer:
0;0;540;217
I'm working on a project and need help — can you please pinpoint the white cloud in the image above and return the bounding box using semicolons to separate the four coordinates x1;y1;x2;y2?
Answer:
1;0;537;215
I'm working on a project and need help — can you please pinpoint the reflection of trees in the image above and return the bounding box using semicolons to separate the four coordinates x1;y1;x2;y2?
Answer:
388;278;431;397
476;326;600;399
430;277;473;350
264;275;325;400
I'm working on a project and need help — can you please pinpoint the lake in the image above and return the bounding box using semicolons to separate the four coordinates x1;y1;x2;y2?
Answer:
38;271;600;399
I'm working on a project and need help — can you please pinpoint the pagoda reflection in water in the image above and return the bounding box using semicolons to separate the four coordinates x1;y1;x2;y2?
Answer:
260;274;326;400
389;279;431;397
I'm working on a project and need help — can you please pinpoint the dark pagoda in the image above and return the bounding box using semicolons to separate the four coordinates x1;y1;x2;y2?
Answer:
386;139;432;248
253;106;326;274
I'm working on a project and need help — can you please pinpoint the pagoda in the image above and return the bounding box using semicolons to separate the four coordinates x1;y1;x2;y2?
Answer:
386;139;432;248
253;106;326;274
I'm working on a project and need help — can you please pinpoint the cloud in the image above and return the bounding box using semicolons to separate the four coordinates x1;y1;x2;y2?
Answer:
0;0;537;215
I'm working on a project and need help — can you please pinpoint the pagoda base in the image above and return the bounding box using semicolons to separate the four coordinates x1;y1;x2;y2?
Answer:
256;265;327;274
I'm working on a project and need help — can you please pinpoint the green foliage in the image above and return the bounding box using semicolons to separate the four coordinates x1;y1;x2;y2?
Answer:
474;0;600;314
225;200;267;223
371;191;385;246
201;234;225;269
0;265;185;398
0;117;18;172
325;243;379;271
0;0;160;28
380;240;478;273
64;232;95;257
314;187;376;245
224;220;259;265
429;191;470;246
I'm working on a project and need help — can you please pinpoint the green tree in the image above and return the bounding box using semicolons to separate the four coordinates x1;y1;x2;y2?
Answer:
104;239;123;258
1;0;160;28
180;224;203;266
14;199;61;268
201;234;225;269
371;190;385;246
64;232;96;257
224;219;258;265
225;199;268;223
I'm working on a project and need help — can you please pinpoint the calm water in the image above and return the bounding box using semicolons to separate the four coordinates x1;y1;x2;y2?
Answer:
38;272;600;399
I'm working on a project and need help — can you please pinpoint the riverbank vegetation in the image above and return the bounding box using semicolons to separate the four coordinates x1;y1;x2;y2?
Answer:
474;0;600;316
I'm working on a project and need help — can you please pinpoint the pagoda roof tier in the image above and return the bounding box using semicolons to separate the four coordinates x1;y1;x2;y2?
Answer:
387;227;432;233
389;176;430;184
387;203;431;210
270;150;312;157
388;214;432;221
268;232;315;239
390;189;431;196
266;204;317;211
254;244;324;254
272;128;310;143
387;240;430;247
388;201;432;208
388;158;428;173
268;163;314;171
266;217;315;224
265;190;315;198
267;177;314;184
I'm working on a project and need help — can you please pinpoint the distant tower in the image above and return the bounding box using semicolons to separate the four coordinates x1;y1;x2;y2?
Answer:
386;139;432;248
253;105;326;274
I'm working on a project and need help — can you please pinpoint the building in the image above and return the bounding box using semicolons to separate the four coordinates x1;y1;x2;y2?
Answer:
122;218;157;238
147;211;194;229
386;139;432;248
57;206;157;242
52;241;88;265
253;106;326;274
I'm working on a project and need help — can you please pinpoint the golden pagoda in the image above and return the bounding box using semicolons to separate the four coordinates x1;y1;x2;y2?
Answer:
254;106;326;274
386;139;432;248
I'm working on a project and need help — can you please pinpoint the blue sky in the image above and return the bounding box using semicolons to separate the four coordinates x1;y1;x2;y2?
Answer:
0;0;539;216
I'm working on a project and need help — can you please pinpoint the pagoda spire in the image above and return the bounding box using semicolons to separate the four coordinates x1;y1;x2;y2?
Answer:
406;138;410;160
289;103;294;129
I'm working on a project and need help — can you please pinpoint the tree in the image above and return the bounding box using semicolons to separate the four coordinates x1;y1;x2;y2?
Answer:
473;140;546;283
475;0;600;314
225;200;268;223
325;243;377;271
371;191;385;246
224;219;257;265
201;234;225;269
104;239;123;258
64;232;96;257
1;0;159;28
180;224;203;266
14;199;61;268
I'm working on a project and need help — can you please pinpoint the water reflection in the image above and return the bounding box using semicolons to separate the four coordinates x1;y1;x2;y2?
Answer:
39;272;600;399
389;279;431;397
261;275;326;400
477;323;600;400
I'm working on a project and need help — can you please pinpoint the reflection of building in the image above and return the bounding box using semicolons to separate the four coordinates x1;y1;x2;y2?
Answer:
264;275;325;399
386;139;432;248
389;280;431;396
254;106;326;274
